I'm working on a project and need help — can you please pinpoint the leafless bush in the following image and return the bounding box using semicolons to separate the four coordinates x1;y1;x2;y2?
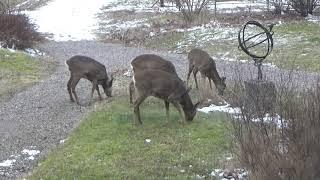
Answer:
0;14;43;49
0;0;10;14
174;0;212;24
230;75;320;179
272;0;287;14
290;0;319;16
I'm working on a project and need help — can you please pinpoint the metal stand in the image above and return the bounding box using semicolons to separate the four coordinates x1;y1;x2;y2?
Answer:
254;59;263;80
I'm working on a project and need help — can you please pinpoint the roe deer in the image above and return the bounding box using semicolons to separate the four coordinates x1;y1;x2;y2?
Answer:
66;55;114;105
187;48;226;96
132;69;200;124
129;54;178;104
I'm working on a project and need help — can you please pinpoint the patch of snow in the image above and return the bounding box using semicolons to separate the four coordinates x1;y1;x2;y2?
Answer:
26;0;118;41
59;139;67;144
252;113;287;128
123;69;133;77
198;104;241;114
22;149;40;156
199;103;287;128
102;0;271;14
174;24;238;53
25;48;45;56
22;149;40;160
306;14;320;22
0;159;16;167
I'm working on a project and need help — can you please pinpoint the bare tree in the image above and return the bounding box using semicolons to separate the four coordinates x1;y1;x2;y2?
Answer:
290;0;319;16
175;0;212;24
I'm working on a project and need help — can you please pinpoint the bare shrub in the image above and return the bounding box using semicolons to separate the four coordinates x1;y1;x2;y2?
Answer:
230;75;320;179
0;0;10;14
272;0;286;14
290;0;319;16
174;0;212;24
0;14;43;49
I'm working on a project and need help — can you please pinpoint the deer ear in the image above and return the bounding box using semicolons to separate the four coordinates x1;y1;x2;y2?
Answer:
108;77;114;87
194;101;201;109
221;77;226;82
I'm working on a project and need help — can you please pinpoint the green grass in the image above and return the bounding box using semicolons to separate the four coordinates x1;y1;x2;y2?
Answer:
269;22;320;71
30;97;231;179
145;20;320;72
145;32;185;51
0;49;45;99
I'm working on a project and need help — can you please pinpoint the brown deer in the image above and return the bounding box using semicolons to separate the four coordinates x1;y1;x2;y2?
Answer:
66;55;113;105
187;48;226;96
132;69;200;124
129;54;178;104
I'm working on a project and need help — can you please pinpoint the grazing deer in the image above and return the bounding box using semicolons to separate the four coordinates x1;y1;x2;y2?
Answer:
129;54;178;104
187;48;226;96
66;55;113;105
132;69;200;124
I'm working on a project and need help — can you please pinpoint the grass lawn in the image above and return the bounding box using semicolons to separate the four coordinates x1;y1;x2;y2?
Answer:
144;19;320;72
0;49;48;101
30;97;231;179
270;21;320;71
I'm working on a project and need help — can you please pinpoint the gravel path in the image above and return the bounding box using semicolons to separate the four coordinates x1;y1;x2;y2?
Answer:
0;40;319;179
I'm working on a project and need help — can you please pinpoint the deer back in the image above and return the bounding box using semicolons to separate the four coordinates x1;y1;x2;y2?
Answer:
188;48;212;68
66;55;108;81
131;54;177;75
133;70;184;99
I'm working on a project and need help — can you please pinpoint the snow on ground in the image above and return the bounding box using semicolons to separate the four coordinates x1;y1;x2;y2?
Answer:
102;0;270;13
198;103;241;114
22;149;40;160
198;103;287;128
23;0;274;41
0;147;40;170
306;14;320;22
26;0;118;41
173;23;238;53
0;160;16;167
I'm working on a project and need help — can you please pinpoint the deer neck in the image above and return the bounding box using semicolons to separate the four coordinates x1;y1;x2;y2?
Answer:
210;70;222;85
180;95;194;111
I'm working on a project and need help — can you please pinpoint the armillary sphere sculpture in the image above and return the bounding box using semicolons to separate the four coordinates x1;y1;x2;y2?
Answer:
238;20;276;116
238;20;275;80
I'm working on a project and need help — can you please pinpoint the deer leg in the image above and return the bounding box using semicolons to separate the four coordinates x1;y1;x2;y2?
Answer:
164;100;170;123
96;85;102;101
67;75;74;102
193;68;199;89
199;74;206;99
133;94;147;125
129;80;134;104
89;80;98;104
172;102;185;124
71;77;81;105
208;78;213;89
186;65;194;87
